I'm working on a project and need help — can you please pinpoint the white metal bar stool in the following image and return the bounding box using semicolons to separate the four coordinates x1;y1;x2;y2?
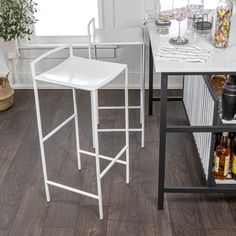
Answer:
87;18;146;148
31;45;129;219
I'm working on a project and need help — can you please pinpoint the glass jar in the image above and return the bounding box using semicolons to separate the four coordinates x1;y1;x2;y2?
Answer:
210;75;227;115
213;0;233;48
210;74;226;97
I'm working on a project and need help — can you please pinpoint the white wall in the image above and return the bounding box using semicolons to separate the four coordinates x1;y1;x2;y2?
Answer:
233;0;236;14
0;40;9;76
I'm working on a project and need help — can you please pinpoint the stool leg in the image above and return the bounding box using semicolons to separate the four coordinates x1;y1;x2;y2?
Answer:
141;43;145;148
91;90;103;219
140;44;143;125
72;88;81;170
92;46;100;127
95;90;99;125
33;79;50;202
125;68;130;184
90;92;95;148
91;90;100;149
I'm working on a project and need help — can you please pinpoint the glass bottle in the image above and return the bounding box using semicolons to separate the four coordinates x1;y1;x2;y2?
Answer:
214;133;222;154
228;132;236;177
231;136;236;179
214;132;231;179
213;0;233;48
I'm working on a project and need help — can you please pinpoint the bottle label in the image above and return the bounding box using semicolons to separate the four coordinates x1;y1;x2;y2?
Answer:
214;156;219;172
232;155;236;174
224;155;230;176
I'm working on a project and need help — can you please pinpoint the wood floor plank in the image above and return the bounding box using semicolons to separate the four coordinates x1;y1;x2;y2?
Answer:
0;111;32;185
106;220;138;236
8;170;49;236
30;227;43;236
161;101;207;236
225;195;236;226
137;121;172;235
73;205;108;236
169;206;206;236
43;202;78;228
0;90;36;185
138;192;172;236
0;90;73;235
198;194;236;229
206;229;236;236
41;227;74;236
0;116;40;235
107;181;139;221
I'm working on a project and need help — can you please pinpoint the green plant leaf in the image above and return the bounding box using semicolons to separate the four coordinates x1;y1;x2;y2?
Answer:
0;0;38;42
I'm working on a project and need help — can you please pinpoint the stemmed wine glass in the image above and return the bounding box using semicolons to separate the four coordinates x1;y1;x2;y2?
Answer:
169;0;189;45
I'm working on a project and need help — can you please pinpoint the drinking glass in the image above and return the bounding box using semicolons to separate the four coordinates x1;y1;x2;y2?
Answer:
169;0;189;45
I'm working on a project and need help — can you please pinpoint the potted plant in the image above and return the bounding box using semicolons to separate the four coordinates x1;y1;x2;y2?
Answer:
0;0;38;110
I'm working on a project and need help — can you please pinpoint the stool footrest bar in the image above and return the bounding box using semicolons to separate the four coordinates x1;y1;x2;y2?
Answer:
152;96;182;101
46;180;99;199
79;150;127;165
43;114;76;142
100;145;128;179
98;106;141;110
98;128;142;132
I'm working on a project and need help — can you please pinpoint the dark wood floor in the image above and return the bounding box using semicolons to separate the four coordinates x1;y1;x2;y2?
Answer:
1;89;236;236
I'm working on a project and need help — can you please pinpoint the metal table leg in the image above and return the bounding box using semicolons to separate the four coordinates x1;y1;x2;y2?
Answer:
149;39;154;115
158;73;168;210
148;40;183;116
140;43;146;148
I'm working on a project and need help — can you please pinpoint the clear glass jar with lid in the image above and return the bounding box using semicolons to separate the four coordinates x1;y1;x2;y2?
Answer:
213;0;233;48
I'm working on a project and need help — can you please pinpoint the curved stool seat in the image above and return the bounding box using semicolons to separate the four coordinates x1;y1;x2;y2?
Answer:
36;56;126;91
31;45;129;219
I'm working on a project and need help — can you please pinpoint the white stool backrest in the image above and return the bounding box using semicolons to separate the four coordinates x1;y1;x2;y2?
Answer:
87;18;96;59
31;45;73;79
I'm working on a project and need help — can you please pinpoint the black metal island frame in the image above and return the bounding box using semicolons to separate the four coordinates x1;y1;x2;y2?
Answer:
147;17;236;210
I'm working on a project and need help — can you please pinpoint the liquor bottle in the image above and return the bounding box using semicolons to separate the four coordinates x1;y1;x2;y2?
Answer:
214;132;231;179
214;133;222;152
228;132;236;142
228;132;236;178
212;133;222;173
231;136;236;179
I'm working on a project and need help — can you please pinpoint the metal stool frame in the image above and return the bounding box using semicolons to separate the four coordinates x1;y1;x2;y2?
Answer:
87;18;145;148
31;45;129;219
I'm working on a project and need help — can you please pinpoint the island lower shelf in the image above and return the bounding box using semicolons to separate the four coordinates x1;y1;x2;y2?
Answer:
183;75;236;186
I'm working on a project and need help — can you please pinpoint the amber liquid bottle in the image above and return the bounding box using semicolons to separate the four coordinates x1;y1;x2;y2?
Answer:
231;136;236;179
214;132;231;180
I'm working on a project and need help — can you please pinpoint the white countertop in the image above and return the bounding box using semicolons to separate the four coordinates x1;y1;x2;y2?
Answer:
148;16;236;73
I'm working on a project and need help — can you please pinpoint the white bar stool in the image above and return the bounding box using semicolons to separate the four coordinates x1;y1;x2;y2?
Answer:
31;45;129;219
87;18;146;148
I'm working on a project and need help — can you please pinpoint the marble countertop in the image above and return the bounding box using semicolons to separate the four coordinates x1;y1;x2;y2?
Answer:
148;15;236;73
